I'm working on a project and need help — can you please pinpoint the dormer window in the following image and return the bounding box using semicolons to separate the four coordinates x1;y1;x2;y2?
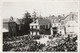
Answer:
53;20;54;23
34;21;36;23
54;24;56;25
32;26;33;29
36;26;37;28
68;25;70;27
58;24;60;25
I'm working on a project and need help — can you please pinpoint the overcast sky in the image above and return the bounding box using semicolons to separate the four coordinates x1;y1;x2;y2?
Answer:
2;0;78;19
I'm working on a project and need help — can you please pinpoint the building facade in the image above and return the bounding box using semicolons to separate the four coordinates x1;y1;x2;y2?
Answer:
30;19;51;35
30;12;78;38
8;17;17;36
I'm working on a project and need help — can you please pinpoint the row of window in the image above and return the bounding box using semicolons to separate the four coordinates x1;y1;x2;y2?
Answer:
53;23;61;26
30;25;39;29
30;31;39;35
40;25;50;29
30;24;50;29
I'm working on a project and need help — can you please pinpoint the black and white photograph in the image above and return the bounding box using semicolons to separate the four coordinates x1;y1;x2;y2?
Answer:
2;0;79;52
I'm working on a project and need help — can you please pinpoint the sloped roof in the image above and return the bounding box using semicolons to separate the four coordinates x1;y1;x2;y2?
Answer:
9;19;15;22
38;19;51;25
46;16;57;20
3;18;15;23
46;15;65;23
15;18;21;25
3;19;9;23
16;19;23;25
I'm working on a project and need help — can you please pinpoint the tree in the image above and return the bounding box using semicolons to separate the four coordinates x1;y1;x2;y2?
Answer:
22;11;33;34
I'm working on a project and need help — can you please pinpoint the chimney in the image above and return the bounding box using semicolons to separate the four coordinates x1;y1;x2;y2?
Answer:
62;14;65;18
70;12;74;20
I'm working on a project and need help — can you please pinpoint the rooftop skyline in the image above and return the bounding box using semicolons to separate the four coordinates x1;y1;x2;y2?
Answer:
2;0;78;19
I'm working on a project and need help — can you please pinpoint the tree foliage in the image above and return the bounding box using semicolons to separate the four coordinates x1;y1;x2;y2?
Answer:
22;11;33;34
